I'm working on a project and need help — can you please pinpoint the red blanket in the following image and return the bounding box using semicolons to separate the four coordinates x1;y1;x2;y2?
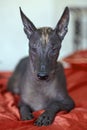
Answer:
0;50;87;130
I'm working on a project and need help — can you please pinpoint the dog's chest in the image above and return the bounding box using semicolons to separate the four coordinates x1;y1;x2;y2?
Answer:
21;79;57;111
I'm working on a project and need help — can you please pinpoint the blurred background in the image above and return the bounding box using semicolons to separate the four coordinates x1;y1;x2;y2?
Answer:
0;0;87;71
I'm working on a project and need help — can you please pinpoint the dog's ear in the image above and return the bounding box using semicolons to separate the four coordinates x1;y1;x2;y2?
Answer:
55;7;69;40
20;7;37;39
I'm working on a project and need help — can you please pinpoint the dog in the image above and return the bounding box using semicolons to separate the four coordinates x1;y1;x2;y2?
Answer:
7;7;75;126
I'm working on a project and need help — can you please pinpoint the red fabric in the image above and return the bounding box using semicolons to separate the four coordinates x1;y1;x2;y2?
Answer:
0;50;87;130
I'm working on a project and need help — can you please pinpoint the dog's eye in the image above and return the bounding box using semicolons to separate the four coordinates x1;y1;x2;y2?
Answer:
32;47;36;52
48;48;58;57
30;47;37;54
52;48;58;55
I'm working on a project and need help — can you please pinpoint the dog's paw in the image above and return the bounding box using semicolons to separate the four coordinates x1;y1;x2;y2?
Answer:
34;111;55;126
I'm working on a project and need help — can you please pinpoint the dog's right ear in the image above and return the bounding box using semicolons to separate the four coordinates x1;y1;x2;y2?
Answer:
20;7;37;39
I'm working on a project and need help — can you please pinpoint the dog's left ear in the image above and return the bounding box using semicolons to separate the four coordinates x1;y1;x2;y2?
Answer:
55;7;69;40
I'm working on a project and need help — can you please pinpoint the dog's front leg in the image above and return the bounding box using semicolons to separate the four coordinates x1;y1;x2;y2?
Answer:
18;101;34;120
34;98;75;126
34;101;60;126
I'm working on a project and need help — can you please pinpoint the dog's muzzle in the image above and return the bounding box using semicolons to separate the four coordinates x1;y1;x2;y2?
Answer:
37;64;48;80
37;72;48;80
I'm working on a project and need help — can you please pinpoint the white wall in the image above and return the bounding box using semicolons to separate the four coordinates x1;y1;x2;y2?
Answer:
0;0;87;71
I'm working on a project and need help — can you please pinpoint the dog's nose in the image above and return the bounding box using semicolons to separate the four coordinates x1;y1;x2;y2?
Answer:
37;72;48;80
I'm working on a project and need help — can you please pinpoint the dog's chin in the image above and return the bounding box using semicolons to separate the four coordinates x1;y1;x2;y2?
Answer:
37;76;48;80
38;78;50;82
36;75;50;82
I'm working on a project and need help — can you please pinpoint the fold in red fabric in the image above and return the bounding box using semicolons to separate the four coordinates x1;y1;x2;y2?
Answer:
0;50;87;130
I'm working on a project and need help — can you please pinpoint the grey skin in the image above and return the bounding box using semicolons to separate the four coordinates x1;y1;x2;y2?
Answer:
7;7;75;126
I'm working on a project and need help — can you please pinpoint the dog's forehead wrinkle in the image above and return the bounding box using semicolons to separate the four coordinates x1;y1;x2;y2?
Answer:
38;27;53;45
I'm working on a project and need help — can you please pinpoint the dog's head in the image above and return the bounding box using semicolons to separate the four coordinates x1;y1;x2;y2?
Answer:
20;7;69;80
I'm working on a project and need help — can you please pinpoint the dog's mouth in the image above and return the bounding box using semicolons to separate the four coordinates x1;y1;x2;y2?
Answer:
32;70;56;81
36;70;56;81
37;72;49;80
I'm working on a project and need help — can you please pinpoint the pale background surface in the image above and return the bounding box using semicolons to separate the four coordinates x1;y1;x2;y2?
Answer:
0;0;87;71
